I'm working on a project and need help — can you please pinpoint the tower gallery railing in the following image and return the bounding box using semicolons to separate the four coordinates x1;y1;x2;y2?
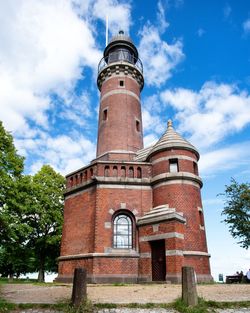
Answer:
98;49;143;74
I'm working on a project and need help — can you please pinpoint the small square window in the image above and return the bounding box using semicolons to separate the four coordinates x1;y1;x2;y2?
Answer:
119;80;124;87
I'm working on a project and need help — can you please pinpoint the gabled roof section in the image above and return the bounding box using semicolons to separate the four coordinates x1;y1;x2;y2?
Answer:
147;120;199;160
134;145;154;162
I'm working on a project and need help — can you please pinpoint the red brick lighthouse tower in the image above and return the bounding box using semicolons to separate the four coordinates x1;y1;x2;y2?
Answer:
56;31;212;283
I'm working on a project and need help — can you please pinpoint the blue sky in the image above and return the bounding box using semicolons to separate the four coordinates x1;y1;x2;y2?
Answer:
0;0;250;280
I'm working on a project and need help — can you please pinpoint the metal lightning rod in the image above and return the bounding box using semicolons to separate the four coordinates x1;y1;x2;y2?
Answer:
105;14;109;47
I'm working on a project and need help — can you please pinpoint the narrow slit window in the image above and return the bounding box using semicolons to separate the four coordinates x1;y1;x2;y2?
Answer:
136;120;140;132
103;109;108;121
169;159;178;173
199;210;204;227
193;162;198;175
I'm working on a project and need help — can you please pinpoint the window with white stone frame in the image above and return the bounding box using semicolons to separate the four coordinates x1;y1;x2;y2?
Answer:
113;214;132;249
169;158;179;173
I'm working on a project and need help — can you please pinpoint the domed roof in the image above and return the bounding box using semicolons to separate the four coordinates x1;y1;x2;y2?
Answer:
104;30;138;59
147;120;199;160
109;30;134;45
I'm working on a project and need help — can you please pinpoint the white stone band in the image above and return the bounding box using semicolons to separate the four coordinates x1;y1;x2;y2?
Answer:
139;232;184;242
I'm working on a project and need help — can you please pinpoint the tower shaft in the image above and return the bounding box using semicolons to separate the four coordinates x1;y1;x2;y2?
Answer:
96;32;144;160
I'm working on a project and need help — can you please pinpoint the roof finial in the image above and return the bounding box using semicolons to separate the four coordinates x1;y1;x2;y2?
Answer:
167;119;173;129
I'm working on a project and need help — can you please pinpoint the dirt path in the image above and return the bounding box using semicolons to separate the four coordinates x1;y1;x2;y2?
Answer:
1;283;249;304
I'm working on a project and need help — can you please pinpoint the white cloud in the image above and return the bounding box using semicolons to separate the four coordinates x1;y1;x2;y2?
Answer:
59;91;92;126
142;110;165;135
16;132;96;175
160;81;250;148
0;0;133;174
223;3;232;19
138;24;184;87
138;1;184;88
0;0;102;135
243;18;250;35
199;141;250;176
143;134;158;148
197;28;205;37
157;0;169;33
92;0;131;35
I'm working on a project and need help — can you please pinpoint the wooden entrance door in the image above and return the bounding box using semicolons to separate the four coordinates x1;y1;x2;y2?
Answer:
151;240;166;281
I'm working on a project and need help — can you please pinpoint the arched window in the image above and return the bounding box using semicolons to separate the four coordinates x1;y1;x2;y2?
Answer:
121;166;126;178
129;167;134;178
113;166;118;177
137;167;142;178
90;168;93;177
75;174;78;185
113;214;132;249
104;165;110;177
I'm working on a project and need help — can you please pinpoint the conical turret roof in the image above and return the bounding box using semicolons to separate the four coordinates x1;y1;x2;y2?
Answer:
146;120;199;160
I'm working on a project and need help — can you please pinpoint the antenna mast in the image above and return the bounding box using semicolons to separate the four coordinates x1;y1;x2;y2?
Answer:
105;15;109;46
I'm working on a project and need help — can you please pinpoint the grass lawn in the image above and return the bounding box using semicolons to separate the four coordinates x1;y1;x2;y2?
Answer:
0;278;249;313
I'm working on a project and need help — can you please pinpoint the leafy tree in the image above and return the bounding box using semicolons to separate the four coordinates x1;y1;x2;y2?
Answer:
23;165;65;281
0;121;24;241
221;178;250;249
0;121;29;277
0;122;65;280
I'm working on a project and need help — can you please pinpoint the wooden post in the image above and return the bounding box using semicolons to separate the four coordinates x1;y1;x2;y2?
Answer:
182;266;198;306
71;268;87;307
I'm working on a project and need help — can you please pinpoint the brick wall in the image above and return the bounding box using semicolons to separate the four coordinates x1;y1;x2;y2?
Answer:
60;187;96;256
97;75;143;157
94;187;152;252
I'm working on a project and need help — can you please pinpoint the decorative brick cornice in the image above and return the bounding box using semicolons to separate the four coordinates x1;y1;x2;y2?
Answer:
97;62;144;91
95;176;151;185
